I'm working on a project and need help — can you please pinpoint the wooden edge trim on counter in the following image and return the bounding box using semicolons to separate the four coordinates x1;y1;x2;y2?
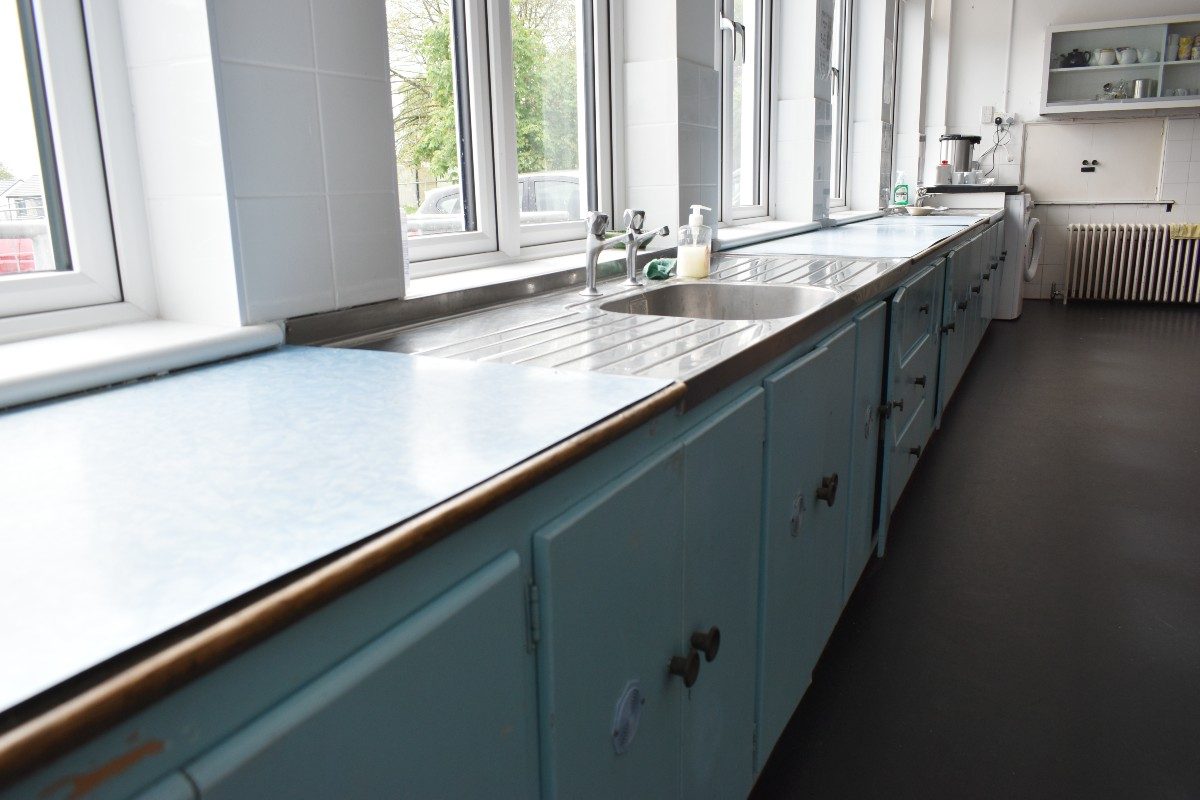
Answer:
0;381;688;788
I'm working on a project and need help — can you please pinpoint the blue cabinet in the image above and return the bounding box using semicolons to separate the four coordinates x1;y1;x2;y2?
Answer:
844;302;887;596
532;447;687;799
185;552;539;799
757;322;856;767
680;391;765;800
533;389;766;800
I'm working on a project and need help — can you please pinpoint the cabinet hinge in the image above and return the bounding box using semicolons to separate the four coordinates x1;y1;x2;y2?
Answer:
526;581;541;651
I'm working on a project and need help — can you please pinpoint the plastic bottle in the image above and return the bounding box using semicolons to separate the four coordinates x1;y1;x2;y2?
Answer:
677;204;712;279
893;171;910;207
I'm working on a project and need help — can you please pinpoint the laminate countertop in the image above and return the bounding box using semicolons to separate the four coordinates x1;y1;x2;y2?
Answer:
728;220;972;258
0;346;671;717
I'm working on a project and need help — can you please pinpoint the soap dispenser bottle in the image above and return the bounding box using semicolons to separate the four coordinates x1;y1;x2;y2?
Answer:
893;171;910;207
678;204;712;279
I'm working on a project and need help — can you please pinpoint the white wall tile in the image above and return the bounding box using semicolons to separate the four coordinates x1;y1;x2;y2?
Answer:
625;185;679;230
317;75;396;194
625;61;678;125
678;184;718;230
329;193;404;308
145;195;242;325
311;0;389;78
1166;118;1196;141
1161;181;1186;201
1164;138;1191;163
220;64;325;196
128;61;226;199
1186;183;1200;206
237;196;335;321
625;124;679;187
213;0;313;68
120;0;213;68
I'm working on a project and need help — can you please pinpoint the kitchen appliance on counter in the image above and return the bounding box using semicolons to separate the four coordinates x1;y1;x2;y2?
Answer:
939;134;982;173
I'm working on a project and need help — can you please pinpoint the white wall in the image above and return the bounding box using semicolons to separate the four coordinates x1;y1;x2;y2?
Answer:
929;0;1200;298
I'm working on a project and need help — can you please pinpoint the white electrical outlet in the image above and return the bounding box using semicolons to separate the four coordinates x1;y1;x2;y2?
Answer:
1003;113;1017;126
981;105;994;125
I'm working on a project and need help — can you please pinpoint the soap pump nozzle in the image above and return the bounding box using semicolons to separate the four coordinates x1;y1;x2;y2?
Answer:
688;204;711;228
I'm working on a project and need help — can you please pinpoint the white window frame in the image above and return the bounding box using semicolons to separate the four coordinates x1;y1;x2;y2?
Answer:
399;0;614;278
828;0;853;210
0;0;122;320
719;0;772;225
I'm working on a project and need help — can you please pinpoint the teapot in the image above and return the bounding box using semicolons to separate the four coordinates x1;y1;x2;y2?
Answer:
1116;47;1139;65
1062;48;1090;68
1137;48;1159;63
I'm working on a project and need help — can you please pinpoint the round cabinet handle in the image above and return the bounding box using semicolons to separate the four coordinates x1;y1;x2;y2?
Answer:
1091;160;1099;166
909;445;922;457
690;627;721;662
669;650;700;687
918;302;930;314
941;322;956;334
815;473;839;507
971;285;981;294
914;375;927;387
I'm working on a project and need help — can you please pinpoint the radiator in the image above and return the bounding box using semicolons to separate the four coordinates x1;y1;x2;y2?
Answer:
1065;224;1200;304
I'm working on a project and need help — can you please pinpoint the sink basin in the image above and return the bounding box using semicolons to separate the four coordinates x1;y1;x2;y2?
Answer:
599;282;836;321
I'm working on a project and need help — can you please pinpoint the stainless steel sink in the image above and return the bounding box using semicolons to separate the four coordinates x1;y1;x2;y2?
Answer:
598;281;836;321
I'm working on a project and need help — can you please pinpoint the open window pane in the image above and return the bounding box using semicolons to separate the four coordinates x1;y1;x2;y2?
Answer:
729;0;761;207
510;0;587;227
388;0;476;240
0;1;63;278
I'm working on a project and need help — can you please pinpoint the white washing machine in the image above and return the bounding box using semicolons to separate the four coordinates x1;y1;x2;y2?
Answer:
994;192;1042;320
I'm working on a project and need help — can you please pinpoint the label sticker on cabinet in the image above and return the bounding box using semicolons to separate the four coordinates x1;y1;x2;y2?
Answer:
611;680;645;755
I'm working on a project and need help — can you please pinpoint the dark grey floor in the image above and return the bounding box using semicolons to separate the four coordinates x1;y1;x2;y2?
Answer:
751;301;1200;799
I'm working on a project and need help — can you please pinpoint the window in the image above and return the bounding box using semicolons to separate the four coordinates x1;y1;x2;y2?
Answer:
387;0;610;273
0;0;120;319
720;0;772;223
828;0;852;209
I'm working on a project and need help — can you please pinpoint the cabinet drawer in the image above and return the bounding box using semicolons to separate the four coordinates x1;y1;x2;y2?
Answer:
887;331;938;443
888;387;933;508
893;263;940;361
186;552;538;800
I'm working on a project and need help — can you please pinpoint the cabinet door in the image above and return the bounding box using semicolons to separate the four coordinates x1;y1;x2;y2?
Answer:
680;390;764;800
1086;120;1164;201
845;302;886;596
757;323;856;768
1022;123;1092;200
533;447;686;799
187;552;538;799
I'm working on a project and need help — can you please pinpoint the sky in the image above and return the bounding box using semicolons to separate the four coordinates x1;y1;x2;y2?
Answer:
0;4;44;178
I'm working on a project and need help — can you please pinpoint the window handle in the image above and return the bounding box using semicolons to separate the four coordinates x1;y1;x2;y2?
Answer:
720;15;746;64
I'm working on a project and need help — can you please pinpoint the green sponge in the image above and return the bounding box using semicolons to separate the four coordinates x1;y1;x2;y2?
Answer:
643;258;677;281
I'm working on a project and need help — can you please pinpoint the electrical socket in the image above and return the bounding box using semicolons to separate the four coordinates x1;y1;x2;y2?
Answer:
993;111;1018;127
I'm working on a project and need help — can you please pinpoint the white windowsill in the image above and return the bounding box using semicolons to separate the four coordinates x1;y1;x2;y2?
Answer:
407;243;675;299
0;319;284;410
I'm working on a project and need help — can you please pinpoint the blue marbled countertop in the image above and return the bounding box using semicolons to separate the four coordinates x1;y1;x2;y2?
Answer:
0;346;671;714
730;214;984;258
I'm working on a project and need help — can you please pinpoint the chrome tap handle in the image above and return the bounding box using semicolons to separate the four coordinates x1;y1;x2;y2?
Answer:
586;211;609;238
622;209;646;234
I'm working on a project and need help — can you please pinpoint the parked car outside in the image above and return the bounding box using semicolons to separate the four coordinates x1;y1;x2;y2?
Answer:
406;171;581;236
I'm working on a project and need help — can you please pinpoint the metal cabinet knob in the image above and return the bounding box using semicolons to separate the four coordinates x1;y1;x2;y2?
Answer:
914;375;926;387
971;285;981;294
669;650;700;687
909;445;922;457
957;300;968;310
918;302;930;314
941;322;956;334
690;627;721;662
983;273;992;281
815;473;839;507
